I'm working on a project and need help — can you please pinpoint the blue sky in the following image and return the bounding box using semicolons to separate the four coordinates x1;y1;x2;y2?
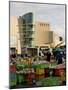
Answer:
10;2;65;41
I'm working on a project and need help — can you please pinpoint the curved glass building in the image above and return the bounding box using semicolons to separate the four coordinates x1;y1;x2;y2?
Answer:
18;12;34;54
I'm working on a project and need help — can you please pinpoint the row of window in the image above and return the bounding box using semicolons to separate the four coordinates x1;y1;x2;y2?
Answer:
39;23;49;26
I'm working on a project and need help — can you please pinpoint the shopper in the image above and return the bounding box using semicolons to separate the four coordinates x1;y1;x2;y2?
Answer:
46;50;51;62
56;51;63;64
52;49;56;58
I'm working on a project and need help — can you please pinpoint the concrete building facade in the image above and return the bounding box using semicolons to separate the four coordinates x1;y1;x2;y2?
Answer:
10;16;21;54
33;22;53;47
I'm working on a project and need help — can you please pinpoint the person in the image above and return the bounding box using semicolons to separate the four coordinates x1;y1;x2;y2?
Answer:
56;51;63;64
46;50;51;62
52;49;56;59
50;48;53;55
39;49;44;57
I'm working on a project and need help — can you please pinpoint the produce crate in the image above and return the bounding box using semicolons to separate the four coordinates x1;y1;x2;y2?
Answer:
10;80;16;87
16;74;26;85
36;77;60;86
16;64;29;70
26;73;35;85
10;72;16;80
35;68;45;75
32;64;49;69
26;73;35;79
44;68;49;77
54;68;65;77
49;63;57;69
10;72;17;86
10;65;16;72
35;74;45;81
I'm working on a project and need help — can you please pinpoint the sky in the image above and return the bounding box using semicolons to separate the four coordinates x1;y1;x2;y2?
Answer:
10;1;66;41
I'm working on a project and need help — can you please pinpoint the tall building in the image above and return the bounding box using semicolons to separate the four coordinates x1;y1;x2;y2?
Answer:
18;12;34;54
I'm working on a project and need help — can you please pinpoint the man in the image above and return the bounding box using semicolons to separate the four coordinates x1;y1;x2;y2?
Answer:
56;51;62;64
47;50;51;62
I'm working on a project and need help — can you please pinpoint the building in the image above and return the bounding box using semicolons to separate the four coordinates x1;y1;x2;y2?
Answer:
18;12;35;54
33;22;53;47
18;13;53;48
10;13;62;55
10;16;21;54
18;12;54;54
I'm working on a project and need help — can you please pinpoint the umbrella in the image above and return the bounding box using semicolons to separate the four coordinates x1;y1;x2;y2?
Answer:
55;48;62;52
